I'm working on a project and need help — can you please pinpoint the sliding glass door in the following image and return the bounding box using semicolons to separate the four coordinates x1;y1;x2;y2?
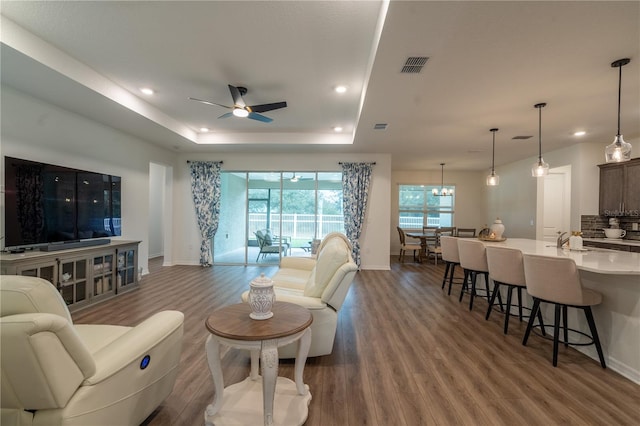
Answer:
212;171;343;265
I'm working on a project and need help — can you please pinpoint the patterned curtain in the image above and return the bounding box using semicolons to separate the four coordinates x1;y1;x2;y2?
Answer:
341;162;374;267
189;161;222;266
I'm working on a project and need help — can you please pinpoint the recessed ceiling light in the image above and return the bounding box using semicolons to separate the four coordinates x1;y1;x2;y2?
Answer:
140;87;154;95
334;85;347;94
200;127;210;133
333;126;343;132
573;131;586;137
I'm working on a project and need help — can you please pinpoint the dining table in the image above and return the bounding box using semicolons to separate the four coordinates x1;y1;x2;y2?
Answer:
405;231;437;263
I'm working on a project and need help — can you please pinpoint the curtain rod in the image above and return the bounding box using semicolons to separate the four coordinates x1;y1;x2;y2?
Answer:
338;162;376;165
186;160;223;164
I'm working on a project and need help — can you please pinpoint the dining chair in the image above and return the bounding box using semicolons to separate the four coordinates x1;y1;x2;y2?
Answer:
456;228;476;238
397;226;421;263
425;228;454;265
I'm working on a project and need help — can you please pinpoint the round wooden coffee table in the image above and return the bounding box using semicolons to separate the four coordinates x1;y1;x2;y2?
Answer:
204;301;313;426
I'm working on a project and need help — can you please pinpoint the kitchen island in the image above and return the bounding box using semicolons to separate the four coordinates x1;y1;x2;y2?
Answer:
481;238;640;383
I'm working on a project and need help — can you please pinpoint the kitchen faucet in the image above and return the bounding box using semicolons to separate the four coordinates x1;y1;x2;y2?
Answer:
557;232;569;248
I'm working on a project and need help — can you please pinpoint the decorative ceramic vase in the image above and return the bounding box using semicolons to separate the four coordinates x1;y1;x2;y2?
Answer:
248;273;275;320
490;218;505;240
569;232;583;250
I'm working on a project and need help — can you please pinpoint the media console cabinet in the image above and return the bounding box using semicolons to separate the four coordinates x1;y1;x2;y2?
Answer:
0;240;140;312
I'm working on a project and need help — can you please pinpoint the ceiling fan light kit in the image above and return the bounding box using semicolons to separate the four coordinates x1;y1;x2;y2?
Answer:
487;128;500;186
189;84;287;123
531;102;549;177
605;58;632;163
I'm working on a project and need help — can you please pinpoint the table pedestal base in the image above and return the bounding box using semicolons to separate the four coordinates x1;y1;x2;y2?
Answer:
205;376;312;426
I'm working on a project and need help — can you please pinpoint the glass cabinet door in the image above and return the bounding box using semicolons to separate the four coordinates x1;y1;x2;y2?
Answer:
117;246;138;292
16;262;57;285
92;252;115;299
59;258;89;308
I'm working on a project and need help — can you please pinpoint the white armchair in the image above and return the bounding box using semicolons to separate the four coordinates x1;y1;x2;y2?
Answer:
0;275;184;426
242;232;358;358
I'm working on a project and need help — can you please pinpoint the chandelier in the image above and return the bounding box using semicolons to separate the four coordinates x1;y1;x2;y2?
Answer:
433;163;454;196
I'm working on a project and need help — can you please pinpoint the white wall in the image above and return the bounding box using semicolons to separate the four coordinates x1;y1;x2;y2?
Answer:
482;139;639;238
173;152;392;270
1;86;178;274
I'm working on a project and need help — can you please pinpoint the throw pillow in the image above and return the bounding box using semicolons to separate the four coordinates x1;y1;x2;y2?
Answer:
263;230;273;245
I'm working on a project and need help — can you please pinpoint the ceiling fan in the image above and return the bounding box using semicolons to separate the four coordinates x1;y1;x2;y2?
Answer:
288;173;314;182
189;84;287;123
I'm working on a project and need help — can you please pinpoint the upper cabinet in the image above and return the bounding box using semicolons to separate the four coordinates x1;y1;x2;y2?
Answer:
599;158;640;216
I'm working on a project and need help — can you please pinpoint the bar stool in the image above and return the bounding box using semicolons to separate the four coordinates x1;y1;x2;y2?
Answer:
439;236;461;295
522;254;606;368
485;246;544;334
457;239;502;311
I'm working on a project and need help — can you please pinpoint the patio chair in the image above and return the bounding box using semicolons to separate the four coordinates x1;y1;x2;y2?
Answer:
255;229;290;261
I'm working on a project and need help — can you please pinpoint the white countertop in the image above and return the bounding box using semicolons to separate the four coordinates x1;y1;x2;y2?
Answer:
481;238;640;275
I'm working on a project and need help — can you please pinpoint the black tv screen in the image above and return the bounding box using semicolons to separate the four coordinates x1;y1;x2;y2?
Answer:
4;156;121;249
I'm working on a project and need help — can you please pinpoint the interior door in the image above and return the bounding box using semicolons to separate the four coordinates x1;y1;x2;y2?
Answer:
542;169;570;243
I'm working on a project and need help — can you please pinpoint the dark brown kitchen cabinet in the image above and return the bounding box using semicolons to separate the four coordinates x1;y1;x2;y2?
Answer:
599;158;640;216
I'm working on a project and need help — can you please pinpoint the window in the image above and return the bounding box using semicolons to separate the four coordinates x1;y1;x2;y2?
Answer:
398;184;455;229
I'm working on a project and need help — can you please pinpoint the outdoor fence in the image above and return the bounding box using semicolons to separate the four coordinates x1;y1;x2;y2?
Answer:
249;213;344;241
399;216;441;228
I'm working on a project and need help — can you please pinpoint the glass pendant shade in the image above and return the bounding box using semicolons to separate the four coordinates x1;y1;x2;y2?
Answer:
605;135;632;162
486;171;499;186
531;158;549;177
605;58;632;163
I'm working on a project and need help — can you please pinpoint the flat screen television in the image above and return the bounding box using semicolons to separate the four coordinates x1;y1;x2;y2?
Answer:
3;156;121;250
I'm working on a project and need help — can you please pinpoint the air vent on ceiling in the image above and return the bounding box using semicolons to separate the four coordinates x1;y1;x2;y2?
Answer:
374;123;388;130
512;135;533;140
401;56;429;73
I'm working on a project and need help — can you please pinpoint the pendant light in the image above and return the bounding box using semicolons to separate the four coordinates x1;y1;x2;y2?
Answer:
486;128;499;186
432;163;454;196
531;103;549;177
605;58;632;163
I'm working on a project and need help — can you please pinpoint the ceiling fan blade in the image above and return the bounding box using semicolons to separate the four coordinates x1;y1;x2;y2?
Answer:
249;101;287;113
218;112;233;119
248;112;273;123
228;85;246;108
188;97;232;109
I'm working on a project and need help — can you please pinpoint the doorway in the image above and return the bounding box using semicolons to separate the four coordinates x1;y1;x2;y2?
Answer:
148;162;173;267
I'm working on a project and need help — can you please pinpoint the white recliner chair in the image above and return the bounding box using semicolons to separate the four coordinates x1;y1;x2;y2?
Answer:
242;232;358;358
0;275;184;426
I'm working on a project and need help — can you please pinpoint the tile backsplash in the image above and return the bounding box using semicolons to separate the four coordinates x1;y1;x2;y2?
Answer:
581;215;640;240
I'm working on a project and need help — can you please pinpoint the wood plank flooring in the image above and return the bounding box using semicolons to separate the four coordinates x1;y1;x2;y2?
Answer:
72;257;640;425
